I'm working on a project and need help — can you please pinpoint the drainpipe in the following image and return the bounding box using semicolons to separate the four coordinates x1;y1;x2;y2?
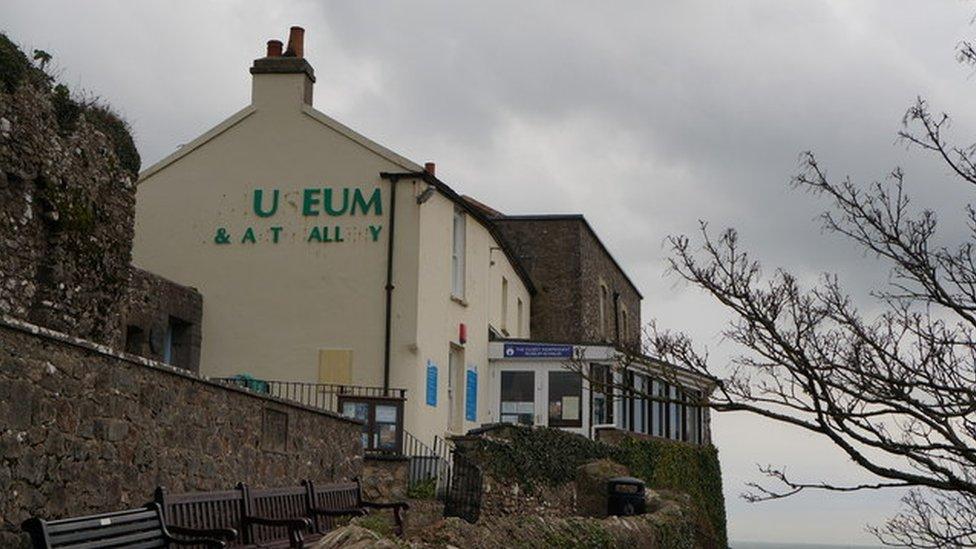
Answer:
382;177;398;392
379;164;436;392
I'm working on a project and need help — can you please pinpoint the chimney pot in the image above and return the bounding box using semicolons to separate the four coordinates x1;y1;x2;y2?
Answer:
266;40;283;57
424;162;436;176
285;26;305;58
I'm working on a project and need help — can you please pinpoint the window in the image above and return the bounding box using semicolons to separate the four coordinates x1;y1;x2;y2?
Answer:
501;277;509;334
668;385;683;440
621;309;629;344
651;380;665;437
598;285;608;339
125;325;144;355
590;363;614;426
685;391;701;444
516;298;524;337
452;208;466;298
500;371;535;425
548;371;582;428
633;374;647;434
163;316;190;369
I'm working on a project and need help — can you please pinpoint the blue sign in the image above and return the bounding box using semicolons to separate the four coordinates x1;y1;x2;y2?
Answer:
465;368;478;422
503;343;574;359
426;361;438;406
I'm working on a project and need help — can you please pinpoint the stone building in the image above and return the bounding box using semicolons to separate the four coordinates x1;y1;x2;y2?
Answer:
489;214;642;350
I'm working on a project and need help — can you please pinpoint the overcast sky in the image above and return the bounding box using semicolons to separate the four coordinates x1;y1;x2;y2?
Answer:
5;1;976;544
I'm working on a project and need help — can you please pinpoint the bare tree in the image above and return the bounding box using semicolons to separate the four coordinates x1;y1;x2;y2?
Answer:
636;49;976;548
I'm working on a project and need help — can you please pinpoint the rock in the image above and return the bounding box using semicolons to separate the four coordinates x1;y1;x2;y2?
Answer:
312;525;398;548
574;458;630;518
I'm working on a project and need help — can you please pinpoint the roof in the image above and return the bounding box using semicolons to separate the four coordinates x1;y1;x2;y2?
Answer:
380;171;537;295
491;214;644;300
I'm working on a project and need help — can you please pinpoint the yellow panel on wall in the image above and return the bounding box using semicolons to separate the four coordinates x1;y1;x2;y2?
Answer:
318;349;352;385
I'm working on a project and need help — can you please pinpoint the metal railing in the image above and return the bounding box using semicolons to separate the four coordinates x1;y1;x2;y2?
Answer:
213;377;406;410
213;377;407;454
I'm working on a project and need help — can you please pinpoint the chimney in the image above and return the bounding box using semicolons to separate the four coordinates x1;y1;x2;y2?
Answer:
250;26;315;107
424;162;436;176
266;40;283;57
285;26;304;57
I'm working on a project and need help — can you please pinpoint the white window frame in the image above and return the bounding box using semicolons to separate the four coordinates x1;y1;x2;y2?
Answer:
452;208;466;299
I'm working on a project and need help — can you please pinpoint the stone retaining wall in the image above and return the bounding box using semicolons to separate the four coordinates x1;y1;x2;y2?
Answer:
0;316;364;547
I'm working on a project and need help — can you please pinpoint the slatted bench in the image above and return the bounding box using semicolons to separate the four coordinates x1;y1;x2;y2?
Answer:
155;479;409;548
21;503;225;548
304;479;409;537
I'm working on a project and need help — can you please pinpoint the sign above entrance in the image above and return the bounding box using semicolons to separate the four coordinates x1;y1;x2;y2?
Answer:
503;343;574;359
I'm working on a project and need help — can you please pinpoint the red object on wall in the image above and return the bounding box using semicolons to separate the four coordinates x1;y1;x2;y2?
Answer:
459;323;467;344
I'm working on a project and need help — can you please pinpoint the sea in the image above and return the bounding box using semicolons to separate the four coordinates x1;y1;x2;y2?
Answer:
729;541;881;549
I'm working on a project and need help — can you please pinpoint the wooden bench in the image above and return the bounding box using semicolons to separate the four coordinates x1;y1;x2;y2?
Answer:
304;479;409;537
156;484;333;548
238;484;313;548
153;487;241;546
155;479;409;547
22;503;226;548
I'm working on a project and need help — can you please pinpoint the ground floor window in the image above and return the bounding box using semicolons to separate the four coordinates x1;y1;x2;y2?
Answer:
500;371;535;425
590;363;614;426
548;371;582;428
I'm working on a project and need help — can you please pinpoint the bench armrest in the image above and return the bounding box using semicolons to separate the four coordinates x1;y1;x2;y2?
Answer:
309;506;367;518
168;524;239;541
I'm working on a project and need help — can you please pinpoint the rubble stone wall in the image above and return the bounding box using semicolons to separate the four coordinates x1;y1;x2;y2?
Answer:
0;317;364;547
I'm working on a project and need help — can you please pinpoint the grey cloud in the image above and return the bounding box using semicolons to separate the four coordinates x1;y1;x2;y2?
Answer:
3;0;975;543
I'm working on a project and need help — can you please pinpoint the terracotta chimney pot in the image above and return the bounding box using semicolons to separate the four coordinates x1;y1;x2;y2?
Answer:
266;40;283;57
285;26;305;58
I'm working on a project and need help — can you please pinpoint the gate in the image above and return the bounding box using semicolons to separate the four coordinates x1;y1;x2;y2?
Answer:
442;449;482;523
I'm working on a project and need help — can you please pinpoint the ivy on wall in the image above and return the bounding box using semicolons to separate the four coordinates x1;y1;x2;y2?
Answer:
463;425;727;548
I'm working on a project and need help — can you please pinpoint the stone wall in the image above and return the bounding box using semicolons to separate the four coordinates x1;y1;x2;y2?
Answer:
0;36;137;348
0;316;364;547
493;216;642;348
123;267;203;372
361;456;409;501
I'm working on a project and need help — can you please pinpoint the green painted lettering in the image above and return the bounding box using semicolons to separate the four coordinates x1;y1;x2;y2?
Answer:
270;226;283;243
253;189;279;218
369;225;382;242
302;188;321;216
323;188;350;216
307;226;322;242
242;227;256;244
322;226;333;242
351;188;382;216
334;226;344;242
214;227;231;244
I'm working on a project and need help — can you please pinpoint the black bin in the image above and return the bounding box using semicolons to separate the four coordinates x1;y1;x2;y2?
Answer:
607;476;646;516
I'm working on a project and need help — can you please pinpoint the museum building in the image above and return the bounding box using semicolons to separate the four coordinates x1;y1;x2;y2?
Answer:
132;28;714;452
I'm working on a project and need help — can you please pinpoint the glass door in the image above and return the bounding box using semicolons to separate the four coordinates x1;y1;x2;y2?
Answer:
500;371;535;425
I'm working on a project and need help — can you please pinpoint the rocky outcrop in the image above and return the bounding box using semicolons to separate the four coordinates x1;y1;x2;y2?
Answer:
0;34;138;347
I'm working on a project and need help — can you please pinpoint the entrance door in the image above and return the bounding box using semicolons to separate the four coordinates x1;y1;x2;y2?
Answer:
499;371;536;425
545;370;583;431
448;346;465;433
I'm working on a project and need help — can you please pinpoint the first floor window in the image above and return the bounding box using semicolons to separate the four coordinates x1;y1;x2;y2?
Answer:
452;208;466;298
500;371;535;425
548;371;582;428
